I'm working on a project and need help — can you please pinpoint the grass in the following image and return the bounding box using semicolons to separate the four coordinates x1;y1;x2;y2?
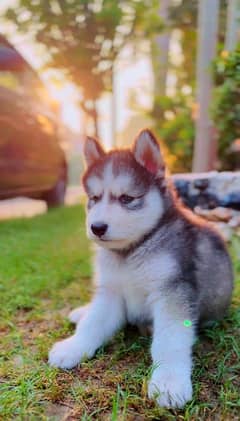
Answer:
0;205;239;420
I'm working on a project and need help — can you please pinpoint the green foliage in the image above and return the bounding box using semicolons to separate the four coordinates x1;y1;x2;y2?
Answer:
168;0;228;93
150;0;230;172
133;0;163;37
2;0;163;137
148;0;197;172
153;95;194;173
5;1;122;100
3;0;157;120
168;0;198;91
169;0;198;29
211;47;240;169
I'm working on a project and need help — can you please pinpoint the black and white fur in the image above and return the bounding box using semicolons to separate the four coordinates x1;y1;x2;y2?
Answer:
49;129;233;408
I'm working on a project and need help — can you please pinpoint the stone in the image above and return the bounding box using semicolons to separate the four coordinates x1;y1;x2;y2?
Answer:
44;403;71;420
193;178;209;191
12;355;24;368
221;192;240;210
229;214;240;228
194;206;233;222
212;222;234;242
172;171;240;210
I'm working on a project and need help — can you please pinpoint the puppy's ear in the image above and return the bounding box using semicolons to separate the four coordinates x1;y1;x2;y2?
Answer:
84;136;105;167
133;129;165;177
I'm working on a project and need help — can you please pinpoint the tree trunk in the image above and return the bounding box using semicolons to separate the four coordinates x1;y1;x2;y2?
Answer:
225;0;240;51
92;101;99;138
111;63;117;148
152;0;171;98
81;101;99;138
192;0;220;172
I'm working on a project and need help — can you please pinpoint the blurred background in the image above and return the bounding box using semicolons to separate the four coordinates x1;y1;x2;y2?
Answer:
0;0;239;217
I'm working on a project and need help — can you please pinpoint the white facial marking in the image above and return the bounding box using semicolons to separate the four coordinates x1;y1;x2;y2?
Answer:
111;174;132;197
87;176;103;197
103;162;114;187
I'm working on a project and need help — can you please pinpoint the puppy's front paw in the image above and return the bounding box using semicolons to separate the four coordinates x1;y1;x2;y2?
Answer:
148;370;192;408
48;335;89;369
68;305;88;324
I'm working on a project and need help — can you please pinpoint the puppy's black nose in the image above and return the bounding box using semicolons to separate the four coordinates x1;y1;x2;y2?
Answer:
91;223;108;237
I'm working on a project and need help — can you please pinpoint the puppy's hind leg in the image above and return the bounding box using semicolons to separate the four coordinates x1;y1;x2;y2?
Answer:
68;304;89;324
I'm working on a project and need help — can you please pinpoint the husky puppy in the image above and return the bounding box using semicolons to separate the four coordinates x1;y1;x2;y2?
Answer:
49;129;233;408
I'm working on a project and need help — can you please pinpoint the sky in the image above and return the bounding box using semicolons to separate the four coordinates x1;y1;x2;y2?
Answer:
0;0;154;148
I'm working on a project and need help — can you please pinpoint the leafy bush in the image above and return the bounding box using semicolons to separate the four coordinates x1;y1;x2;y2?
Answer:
211;47;240;169
153;96;194;173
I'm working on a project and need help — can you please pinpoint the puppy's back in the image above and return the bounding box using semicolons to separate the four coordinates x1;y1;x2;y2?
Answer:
195;226;233;324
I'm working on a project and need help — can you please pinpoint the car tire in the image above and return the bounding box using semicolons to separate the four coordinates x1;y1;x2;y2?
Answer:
43;176;67;209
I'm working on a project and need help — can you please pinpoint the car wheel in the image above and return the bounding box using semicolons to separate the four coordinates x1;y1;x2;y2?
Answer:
43;176;67;208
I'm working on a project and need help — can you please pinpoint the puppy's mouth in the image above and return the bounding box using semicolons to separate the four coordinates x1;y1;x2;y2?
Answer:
92;236;130;250
94;237;121;243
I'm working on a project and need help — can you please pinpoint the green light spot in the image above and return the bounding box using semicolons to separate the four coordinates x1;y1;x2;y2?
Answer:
183;319;192;327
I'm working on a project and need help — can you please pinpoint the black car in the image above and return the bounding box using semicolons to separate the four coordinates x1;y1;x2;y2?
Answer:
0;35;67;208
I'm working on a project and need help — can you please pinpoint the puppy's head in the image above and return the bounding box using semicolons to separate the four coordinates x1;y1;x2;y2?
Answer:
82;129;166;251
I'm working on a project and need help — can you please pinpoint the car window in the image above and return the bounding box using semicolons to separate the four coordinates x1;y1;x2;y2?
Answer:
0;44;25;92
0;42;59;133
0;70;21;91
0;44;45;99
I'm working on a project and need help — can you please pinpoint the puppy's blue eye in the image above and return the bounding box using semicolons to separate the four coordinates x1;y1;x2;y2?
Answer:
119;194;135;205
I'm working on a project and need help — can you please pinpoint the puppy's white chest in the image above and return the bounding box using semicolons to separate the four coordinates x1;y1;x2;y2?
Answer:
122;282;149;324
96;248;177;324
116;261;150;324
